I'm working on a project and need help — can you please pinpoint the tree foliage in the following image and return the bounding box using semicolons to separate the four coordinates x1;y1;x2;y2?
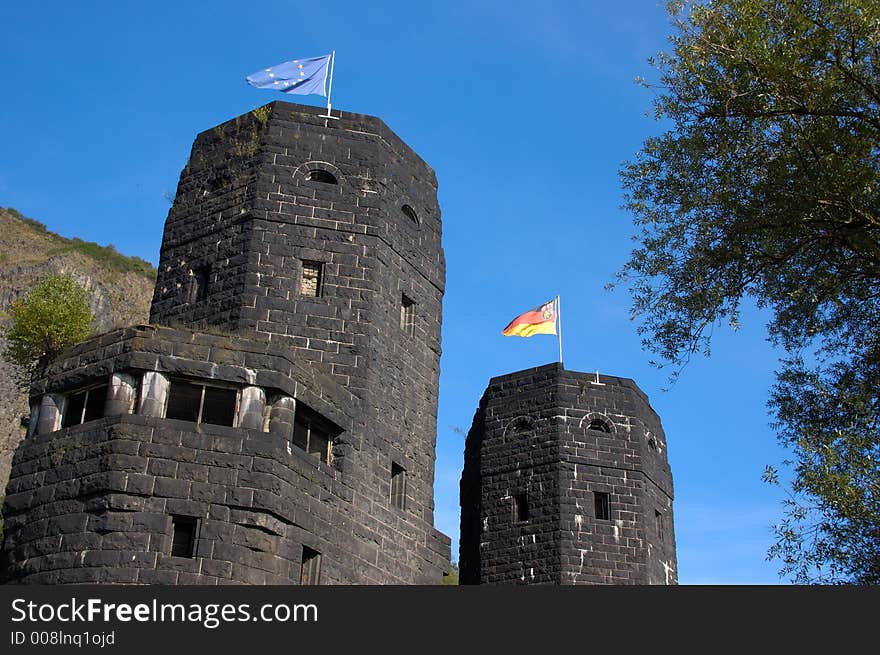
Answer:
2;274;93;388
443;562;460;585
618;0;880;583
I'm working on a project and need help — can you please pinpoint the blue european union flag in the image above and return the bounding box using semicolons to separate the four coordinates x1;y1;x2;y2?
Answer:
245;54;331;97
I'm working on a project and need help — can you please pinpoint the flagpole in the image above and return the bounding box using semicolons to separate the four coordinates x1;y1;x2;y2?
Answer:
323;50;337;119
556;295;563;366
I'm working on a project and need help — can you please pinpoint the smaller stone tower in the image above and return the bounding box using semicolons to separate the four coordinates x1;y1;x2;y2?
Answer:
460;363;677;585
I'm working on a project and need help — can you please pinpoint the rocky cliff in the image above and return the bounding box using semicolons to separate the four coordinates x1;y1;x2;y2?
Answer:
0;206;156;497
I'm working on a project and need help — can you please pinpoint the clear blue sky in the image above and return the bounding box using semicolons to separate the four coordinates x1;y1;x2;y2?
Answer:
0;0;792;583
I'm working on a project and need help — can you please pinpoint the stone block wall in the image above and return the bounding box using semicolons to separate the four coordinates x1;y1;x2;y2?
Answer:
1;103;452;585
460;363;677;585
149;102;446;572
2;324;449;583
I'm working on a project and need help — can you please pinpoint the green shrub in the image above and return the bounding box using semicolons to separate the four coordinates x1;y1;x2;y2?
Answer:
1;274;93;388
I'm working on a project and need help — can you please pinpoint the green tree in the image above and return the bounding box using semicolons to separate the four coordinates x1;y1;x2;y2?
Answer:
2;274;93;388
443;561;460;585
618;0;880;583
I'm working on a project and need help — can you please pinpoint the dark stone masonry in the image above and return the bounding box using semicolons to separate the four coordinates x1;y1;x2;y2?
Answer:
1;101;676;585
460;364;677;584
1;102;449;584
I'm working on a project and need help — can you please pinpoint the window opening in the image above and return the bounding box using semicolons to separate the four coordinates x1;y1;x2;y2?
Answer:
61;384;108;428
306;170;337;184
188;265;210;303
513;493;529;522
292;406;335;464
301;546;322;584
171;515;197;557
300;261;323;297
391;463;407;510
588;418;611;433
165;379;238;427
401;204;419;224
594;492;611;521
400;294;415;335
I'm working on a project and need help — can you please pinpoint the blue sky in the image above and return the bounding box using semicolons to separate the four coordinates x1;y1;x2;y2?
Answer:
0;1;792;583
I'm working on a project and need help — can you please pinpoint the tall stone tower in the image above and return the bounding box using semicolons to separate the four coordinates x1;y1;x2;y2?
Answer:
459;363;677;584
1;102;450;584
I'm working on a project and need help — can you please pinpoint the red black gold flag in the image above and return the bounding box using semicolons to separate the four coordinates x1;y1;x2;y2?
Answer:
501;299;558;337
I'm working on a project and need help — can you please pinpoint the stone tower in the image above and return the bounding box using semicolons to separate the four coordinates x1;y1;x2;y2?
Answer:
459;363;676;584
1;102;450;584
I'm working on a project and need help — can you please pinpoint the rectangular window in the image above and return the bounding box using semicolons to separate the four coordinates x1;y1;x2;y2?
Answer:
165;379;238;427
391;462;406;510
513;493;529;523
655;510;664;540
171;515;197;558
400;294;415;335
201;386;238;426
61;384;108;428
188;265;210;303
300;546;321;585
594;492;610;521
292;405;336;464
300;261;323;297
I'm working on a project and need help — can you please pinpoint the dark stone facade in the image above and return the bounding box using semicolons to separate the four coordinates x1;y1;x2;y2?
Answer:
460;363;677;585
1;102;450;584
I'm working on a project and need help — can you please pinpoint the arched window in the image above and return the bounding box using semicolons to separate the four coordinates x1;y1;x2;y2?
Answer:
306;169;337;184
587;418;612;433
401;204;419;224
506;416;536;436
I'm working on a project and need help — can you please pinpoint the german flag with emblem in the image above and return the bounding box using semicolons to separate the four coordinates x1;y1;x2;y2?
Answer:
501;299;558;337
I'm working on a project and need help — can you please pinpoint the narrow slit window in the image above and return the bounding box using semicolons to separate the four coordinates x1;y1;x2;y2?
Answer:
655;510;664;540
400;294;415;335
61;384;108;428
300;261;323;297
188;265;210;303
594;491;611;521
301;546;322;585
171;515;197;558
391;462;406;510
513;493;529;523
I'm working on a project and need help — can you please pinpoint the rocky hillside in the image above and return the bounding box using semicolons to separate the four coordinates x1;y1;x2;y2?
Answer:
0;206;156;496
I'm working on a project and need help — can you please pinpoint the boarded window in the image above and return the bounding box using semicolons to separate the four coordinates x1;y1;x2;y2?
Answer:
61;384;108;428
513;493;529;522
171;515;197;557
300;261;322;297
292;405;336;464
301;546;322;585
165;379;238;427
594;492;611;521
391;462;406;510
400;294;415;335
